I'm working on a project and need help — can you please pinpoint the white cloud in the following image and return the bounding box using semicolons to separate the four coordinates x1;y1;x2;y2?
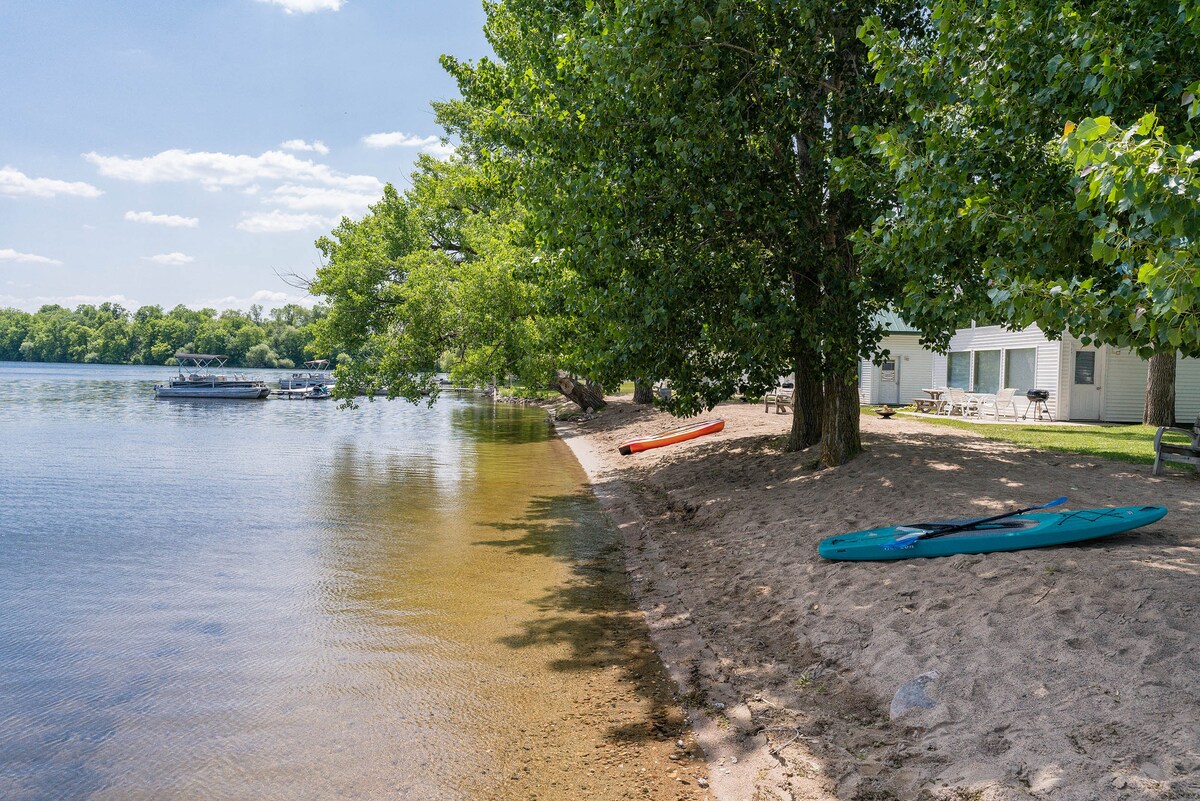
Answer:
83;148;382;194
257;0;344;13
237;210;332;233
0;293;139;312
0;166;103;199
125;210;200;228
0;248;62;265
362;132;440;149
280;139;330;155
202;290;319;310
422;141;457;159
251;289;304;304
269;183;378;215
362;132;456;159
143;252;194;265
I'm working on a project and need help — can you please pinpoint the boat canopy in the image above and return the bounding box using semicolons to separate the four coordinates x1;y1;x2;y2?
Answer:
174;353;230;369
303;359;330;368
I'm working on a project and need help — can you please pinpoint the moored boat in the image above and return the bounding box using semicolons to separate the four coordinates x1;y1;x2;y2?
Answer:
273;384;332;400
617;419;725;455
279;359;335;390
154;354;271;399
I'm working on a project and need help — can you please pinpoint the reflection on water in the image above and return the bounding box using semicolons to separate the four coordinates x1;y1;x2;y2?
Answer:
0;362;630;800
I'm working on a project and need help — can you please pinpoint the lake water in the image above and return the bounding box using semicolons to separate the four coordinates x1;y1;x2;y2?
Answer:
0;362;687;800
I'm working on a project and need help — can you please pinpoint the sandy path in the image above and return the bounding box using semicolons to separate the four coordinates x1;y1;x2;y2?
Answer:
556;400;1199;801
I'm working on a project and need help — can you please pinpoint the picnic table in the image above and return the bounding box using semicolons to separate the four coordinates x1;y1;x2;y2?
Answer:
913;388;945;414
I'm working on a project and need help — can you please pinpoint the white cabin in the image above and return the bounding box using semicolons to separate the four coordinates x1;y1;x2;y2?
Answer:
860;321;1200;423
858;321;933;407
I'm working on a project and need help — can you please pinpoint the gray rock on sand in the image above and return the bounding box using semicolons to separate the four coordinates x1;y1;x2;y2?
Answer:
890;670;941;719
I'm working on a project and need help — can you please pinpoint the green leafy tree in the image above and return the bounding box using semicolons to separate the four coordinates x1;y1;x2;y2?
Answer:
0;302;324;367
20;306;90;362
310;156;602;408
270;324;309;366
86;318;133;364
192;320;229;358
244;342;281;368
0;308;32;361
442;0;921;464
228;323;267;363
861;0;1200;424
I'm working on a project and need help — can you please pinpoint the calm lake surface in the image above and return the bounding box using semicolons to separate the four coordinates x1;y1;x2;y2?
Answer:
0;362;642;800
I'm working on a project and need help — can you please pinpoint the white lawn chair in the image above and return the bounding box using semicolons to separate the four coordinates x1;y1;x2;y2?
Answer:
941;387;976;417
978;387;1019;420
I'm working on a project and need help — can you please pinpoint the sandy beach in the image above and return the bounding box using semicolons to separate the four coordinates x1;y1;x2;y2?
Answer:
556;400;1199;801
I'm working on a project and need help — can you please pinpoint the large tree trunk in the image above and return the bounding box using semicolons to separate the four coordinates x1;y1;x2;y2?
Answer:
784;126;824;453
633;379;654;404
787;334;823;452
820;354;863;468
814;18;868;468
557;371;607;410
1143;351;1177;426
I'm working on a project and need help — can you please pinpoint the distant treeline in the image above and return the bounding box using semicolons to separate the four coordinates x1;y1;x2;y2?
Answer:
0;302;330;368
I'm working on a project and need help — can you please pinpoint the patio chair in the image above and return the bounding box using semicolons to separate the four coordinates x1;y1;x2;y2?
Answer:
978;387;1019;420
941;387;976;417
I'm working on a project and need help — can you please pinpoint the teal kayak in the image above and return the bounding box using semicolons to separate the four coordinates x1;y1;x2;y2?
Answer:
818;505;1168;561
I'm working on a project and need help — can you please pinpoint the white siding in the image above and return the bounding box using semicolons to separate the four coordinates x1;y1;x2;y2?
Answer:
1061;343;1200;423
858;356;874;404
1102;348;1148;423
898;338;935;405
932;324;1063;418
860;335;934;404
1059;337;1081;419
1031;343;1063;420
873;322;1199;422
1177;356;1200;422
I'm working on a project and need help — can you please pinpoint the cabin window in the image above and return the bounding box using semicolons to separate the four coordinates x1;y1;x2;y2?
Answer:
947;352;970;388
973;350;1001;394
1005;348;1037;392
1074;351;1096;384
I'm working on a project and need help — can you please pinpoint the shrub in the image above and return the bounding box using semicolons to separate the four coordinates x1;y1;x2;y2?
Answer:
244;343;280;368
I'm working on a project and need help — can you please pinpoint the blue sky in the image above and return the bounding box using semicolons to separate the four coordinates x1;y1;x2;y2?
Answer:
0;0;490;313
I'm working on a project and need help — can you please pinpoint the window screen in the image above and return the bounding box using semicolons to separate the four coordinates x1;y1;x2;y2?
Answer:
973;350;1000;394
1005;348;1037;391
947;352;970;388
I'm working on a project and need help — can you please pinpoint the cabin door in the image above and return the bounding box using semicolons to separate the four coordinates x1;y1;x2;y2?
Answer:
880;359;900;405
1070;348;1104;420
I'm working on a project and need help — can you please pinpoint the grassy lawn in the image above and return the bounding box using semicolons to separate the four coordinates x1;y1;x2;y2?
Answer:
877;408;1181;467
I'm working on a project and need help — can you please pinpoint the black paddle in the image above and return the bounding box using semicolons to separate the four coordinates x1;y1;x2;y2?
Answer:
882;496;1069;550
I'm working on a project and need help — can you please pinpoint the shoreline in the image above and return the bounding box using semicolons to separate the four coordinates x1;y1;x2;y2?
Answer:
558;416;787;800
555;399;1199;801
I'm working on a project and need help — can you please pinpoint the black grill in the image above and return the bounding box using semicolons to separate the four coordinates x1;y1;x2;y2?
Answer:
1026;389;1050;401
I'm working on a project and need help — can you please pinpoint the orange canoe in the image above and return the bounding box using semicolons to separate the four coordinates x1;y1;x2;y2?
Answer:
618;419;725;455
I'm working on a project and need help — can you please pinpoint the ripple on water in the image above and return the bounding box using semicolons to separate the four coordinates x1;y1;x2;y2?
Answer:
0;362;638;801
